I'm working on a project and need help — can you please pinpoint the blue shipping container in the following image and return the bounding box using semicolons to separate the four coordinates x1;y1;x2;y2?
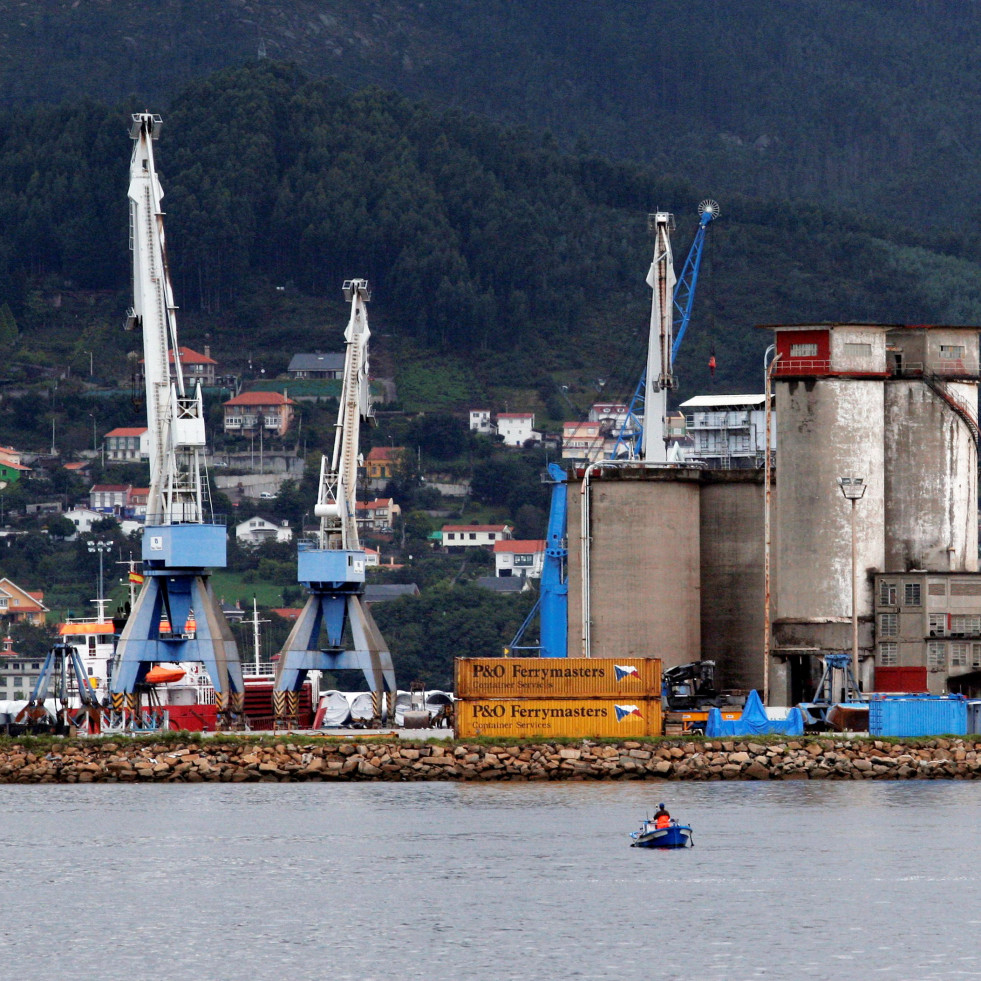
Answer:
868;695;967;738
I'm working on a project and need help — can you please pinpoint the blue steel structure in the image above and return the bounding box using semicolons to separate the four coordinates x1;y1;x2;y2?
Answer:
110;113;244;725
273;280;396;724
612;200;720;460
505;463;568;658
19;643;101;731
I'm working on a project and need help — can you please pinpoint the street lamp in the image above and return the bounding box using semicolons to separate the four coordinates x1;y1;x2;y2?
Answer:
87;539;112;619
838;476;867;687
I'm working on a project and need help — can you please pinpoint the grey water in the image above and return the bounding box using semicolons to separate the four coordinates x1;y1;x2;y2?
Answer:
0;780;978;980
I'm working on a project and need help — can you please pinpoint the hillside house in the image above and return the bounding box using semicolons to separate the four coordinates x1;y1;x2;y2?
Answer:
89;484;131;514
562;420;605;461
366;447;405;480
171;346;218;388
469;409;493;434
235;516;294;546
64;507;105;537
0;446;30;484
223;391;296;436
588;402;629;432
441;524;512;551
0;578;48;625
494;539;546;578
496;413;539;447
104;427;150;462
287;353;345;380
356;498;401;532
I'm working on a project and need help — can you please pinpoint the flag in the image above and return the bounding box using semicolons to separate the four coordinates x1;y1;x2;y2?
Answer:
615;704;644;723
129;571;144;584
614;664;639;681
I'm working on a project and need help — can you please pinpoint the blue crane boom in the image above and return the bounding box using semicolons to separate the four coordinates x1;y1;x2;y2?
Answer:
612;200;720;460
505;463;568;658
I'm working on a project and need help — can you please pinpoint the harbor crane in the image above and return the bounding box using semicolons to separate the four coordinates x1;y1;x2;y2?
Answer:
612;200;720;460
273;280;396;726
504;463;569;658
110;113;244;725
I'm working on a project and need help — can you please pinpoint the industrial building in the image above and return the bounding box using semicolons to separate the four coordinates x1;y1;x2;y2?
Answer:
569;322;981;703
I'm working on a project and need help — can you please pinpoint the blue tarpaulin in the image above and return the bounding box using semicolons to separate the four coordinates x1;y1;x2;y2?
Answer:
705;689;805;737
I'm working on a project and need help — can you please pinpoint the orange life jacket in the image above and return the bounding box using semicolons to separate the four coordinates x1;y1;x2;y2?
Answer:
655;814;671;828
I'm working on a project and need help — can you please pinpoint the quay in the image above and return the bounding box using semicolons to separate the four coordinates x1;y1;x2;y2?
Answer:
0;736;980;782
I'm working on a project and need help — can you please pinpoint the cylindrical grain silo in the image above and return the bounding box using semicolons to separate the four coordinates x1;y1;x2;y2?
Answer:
772;325;887;662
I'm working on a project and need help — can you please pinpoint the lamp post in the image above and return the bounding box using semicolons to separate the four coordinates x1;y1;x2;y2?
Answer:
838;476;867;687
87;539;112;619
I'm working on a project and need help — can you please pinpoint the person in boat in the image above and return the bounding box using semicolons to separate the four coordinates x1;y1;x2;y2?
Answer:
653;803;671;829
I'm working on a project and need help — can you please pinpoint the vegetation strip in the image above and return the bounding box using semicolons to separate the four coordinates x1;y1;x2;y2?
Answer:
0;736;977;782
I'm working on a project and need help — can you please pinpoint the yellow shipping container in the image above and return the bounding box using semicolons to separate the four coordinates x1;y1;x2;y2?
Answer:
455;697;662;740
455;657;661;699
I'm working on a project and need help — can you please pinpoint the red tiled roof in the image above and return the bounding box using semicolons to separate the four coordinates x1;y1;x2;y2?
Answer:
366;447;404;460
493;539;546;553
356;498;392;511
442;524;511;533
170;346;216;365
105;427;147;437
224;391;295;406
270;607;303;620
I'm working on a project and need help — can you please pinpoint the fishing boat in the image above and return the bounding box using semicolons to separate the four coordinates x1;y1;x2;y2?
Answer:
630;817;694;849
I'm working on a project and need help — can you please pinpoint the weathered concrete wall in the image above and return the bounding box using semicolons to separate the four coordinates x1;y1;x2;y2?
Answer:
774;378;885;656
4;737;981;781
700;475;767;691
567;470;701;667
884;380;978;572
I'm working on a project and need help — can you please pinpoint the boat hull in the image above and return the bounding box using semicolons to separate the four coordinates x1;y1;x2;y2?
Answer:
631;824;693;848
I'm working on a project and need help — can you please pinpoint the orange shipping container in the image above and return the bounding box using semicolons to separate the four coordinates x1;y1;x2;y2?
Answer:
455;657;661;699
455;697;662;740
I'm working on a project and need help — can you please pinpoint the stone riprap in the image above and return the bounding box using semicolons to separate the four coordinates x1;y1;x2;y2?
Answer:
0;737;980;782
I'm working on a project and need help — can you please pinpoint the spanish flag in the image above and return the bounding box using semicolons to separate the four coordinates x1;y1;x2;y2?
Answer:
129;571;145;584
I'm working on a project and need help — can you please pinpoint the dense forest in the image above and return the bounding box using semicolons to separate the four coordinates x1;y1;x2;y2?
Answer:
2;1;981;229
2;60;981;411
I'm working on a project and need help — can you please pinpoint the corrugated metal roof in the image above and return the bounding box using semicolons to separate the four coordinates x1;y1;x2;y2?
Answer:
679;394;767;408
288;353;345;372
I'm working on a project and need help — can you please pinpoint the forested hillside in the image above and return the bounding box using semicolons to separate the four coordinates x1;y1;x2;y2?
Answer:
2;1;981;229
2;61;981;408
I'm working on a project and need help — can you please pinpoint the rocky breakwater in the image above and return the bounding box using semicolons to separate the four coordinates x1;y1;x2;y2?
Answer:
2;737;981;782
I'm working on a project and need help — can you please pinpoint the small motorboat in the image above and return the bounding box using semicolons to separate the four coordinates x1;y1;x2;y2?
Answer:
630;818;693;849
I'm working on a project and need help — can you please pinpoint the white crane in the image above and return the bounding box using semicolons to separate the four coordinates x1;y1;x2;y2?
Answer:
273;280;396;726
110;113;243;724
641;212;677;463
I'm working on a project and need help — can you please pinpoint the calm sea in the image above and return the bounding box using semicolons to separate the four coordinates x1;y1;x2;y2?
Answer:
0;780;978;980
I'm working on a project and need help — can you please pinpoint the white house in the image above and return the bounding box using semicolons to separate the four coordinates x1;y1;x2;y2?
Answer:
235;516;294;546
496;412;539;447
104;427;150;462
588;402;628;432
469;409;493;434
494;539;546;578
64;507;106;538
441;524;512;550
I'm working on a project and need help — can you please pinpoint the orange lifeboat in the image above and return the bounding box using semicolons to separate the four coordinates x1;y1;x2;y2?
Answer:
145;665;186;685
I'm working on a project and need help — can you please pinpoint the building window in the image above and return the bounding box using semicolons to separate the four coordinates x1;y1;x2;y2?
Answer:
879;613;898;637
927;642;946;671
878;642;898;666
972;644;981;669
951;643;969;667
790;343;818;357
879;582;898;606
951;614;981;636
469;533;477;540
951;582;981;596
903;583;921;606
929;614;947;637
844;343;872;356
928;581;948;597
513;554;534;568
939;345;965;360
446;533;454;541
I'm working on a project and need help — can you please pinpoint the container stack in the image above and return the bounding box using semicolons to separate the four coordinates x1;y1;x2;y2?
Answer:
454;657;662;739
